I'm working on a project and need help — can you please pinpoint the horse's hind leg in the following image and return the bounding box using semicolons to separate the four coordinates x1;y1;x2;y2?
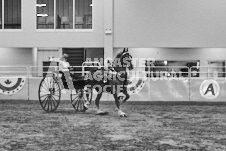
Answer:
113;93;127;117
121;87;130;104
95;92;102;108
95;92;102;109
118;87;130;105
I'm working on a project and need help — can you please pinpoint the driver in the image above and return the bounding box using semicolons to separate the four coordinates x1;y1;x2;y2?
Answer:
59;53;71;94
59;53;70;72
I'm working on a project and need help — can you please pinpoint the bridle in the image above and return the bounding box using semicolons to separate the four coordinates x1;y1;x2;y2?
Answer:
107;52;133;87
120;52;133;69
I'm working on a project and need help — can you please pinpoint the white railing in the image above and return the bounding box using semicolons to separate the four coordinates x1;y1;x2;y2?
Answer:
146;66;190;79
0;66;29;77
190;66;226;78
0;65;225;79
1;65;226;101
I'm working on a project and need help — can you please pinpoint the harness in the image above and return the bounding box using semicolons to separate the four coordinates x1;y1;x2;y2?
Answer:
104;54;130;89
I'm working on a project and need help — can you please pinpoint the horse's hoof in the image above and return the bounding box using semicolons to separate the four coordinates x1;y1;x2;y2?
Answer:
97;111;109;115
82;106;88;112
84;102;90;108
120;114;127;117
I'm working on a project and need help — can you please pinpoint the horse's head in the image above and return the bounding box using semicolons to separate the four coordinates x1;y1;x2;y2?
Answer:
113;48;133;70
121;48;134;70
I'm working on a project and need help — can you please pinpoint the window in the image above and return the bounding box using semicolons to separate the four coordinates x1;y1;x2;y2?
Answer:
0;0;2;29
207;61;225;77
36;0;92;30
75;0;92;29
0;0;21;29
37;0;54;29
56;0;73;29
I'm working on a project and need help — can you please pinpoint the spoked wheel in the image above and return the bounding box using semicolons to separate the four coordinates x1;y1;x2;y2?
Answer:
38;76;61;112
70;87;93;112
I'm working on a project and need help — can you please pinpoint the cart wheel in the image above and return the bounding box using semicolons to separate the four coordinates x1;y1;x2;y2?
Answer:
70;87;93;112
38;76;61;112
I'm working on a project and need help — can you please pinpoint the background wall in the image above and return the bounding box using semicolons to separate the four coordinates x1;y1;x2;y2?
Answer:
114;48;226;63
0;0;104;48
0;48;32;66
37;49;59;67
114;0;226;47
85;48;104;64
37;49;59;76
114;48;226;77
1;0;226;50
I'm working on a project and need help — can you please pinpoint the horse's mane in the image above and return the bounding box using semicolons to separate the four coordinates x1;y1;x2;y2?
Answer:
114;49;124;59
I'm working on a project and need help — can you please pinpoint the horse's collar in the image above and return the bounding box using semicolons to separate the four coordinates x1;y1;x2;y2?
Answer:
109;68;127;77
109;70;117;75
107;67;124;76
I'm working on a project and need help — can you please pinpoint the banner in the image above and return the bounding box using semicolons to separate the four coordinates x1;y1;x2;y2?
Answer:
0;77;26;95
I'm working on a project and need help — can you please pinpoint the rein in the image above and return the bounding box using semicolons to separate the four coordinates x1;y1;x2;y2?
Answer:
107;52;131;88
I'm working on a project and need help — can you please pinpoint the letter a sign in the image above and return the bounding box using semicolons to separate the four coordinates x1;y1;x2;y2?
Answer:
200;80;220;99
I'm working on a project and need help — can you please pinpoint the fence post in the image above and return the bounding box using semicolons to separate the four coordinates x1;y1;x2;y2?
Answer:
148;66;152;101
27;66;30;101
188;67;191;101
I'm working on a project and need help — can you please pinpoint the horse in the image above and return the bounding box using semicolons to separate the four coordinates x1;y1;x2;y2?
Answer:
86;48;133;117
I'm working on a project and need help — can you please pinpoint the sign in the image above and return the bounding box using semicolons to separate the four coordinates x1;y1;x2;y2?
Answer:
200;80;220;99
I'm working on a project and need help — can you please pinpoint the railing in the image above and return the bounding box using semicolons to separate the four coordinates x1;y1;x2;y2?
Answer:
0;65;225;79
28;65;104;77
29;66;59;77
1;65;226;101
146;66;190;79
0;66;29;77
190;66;226;78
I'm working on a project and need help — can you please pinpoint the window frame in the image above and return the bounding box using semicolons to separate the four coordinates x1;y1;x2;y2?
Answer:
0;0;23;31
36;0;93;32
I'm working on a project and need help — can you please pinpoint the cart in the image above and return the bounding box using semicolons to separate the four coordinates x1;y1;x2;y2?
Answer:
38;61;101;112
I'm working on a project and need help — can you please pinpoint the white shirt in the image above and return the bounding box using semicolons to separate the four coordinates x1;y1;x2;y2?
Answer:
59;60;70;72
50;57;70;72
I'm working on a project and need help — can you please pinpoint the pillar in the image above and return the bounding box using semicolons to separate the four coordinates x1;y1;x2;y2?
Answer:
32;47;38;76
104;0;113;64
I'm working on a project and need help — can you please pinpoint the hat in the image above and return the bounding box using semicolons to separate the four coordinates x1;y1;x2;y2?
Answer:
62;53;69;58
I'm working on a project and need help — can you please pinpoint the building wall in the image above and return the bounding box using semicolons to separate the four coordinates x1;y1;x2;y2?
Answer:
37;49;59;76
114;48;226;61
126;48;226;61
2;0;226;48
114;0;226;47
114;48;226;72
0;0;104;48
1;0;226;64
37;49;59;67
0;48;33;66
85;48;104;64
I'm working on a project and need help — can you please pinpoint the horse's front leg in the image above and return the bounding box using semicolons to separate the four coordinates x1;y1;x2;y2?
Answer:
95;92;108;115
113;93;127;117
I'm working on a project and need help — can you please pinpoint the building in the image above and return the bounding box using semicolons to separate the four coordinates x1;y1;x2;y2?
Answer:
1;0;226;101
0;0;226;72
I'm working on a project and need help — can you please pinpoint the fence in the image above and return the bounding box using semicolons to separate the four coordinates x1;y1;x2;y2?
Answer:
0;65;226;101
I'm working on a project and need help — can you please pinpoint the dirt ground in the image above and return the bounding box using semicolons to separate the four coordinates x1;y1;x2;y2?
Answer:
1;100;226;151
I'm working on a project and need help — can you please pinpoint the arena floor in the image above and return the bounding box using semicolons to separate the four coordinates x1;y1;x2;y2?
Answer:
0;100;226;151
